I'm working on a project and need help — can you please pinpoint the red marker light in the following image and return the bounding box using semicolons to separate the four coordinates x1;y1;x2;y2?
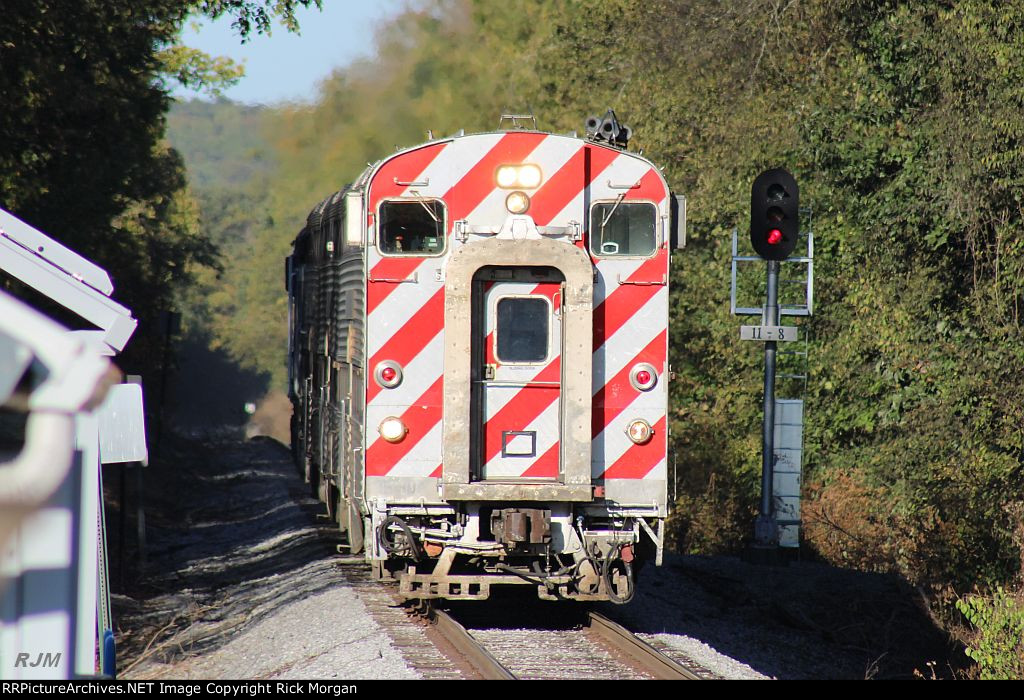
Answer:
629;363;658;391
375;362;403;388
767;229;783;245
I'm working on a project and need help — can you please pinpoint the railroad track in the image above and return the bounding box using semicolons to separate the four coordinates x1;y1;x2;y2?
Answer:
335;554;705;680
587;612;703;680
333;557;465;679
433;606;703;680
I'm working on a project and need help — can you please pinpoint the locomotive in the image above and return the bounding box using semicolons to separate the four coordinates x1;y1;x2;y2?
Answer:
286;112;684;602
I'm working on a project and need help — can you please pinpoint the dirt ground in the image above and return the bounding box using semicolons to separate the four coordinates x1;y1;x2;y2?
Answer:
244;390;292;444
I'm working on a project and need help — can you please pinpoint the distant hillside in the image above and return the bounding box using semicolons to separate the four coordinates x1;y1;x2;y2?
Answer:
167;99;275;190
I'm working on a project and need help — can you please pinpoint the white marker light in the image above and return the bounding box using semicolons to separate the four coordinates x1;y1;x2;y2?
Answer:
626;419;654;445
379;417;408;443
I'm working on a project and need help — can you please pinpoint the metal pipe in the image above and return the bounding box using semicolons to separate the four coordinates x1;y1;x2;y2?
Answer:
0;412;76;546
757;260;780;542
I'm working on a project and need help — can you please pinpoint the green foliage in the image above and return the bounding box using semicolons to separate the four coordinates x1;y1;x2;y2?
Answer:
1;2;183;232
194;0;321;38
957;587;1024;679
0;0;322;412
790;2;1024;599
158;45;245;97
168;99;274;190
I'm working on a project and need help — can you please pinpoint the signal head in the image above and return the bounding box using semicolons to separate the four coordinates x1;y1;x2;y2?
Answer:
750;168;799;261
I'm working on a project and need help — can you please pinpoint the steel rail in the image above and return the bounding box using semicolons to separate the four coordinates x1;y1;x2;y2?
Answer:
432;609;517;680
587;612;702;680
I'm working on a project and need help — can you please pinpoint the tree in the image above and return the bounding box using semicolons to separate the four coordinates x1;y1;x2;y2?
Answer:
0;0;320;408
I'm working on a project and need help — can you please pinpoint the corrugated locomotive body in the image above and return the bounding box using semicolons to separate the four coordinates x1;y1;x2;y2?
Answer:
287;122;683;602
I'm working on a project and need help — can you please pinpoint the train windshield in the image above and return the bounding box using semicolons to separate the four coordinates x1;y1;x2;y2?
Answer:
378;200;446;255
590;201;657;257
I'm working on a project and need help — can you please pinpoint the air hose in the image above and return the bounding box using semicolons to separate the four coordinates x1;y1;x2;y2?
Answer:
378;515;423;562
602;544;636;605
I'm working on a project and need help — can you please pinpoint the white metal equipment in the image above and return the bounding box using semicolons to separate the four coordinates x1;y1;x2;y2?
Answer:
0;207;147;679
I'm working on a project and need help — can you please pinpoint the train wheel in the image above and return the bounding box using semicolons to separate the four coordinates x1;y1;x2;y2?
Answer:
289;414;297;465
307;460;319;500
410;597;433;618
327;486;344;531
346;502;364;554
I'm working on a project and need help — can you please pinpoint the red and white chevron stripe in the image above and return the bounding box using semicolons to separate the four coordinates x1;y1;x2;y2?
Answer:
362;131;669;489
591;251;669;481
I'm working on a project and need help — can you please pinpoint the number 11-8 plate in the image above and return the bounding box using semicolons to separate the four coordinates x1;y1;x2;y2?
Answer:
740;325;798;342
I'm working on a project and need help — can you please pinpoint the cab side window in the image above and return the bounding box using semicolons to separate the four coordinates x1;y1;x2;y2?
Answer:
590;201;657;257
379;200;446;255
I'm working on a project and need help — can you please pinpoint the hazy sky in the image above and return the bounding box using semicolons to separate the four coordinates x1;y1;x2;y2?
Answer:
175;1;403;105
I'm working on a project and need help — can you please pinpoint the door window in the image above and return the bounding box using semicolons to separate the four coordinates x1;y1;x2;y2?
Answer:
495;297;549;363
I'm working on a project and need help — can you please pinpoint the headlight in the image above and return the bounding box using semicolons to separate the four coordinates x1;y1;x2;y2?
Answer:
505;191;530;214
379;417;408;443
496;165;519;188
517;164;542;188
495;164;543;189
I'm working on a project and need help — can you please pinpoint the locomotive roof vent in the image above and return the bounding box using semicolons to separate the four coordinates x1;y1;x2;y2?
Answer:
584;108;631;149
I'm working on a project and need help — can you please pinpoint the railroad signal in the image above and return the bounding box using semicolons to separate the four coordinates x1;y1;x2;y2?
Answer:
750;168;799;261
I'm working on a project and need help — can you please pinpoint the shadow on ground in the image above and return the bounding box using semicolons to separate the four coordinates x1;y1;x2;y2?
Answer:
108;434;346;676
600;553;963;679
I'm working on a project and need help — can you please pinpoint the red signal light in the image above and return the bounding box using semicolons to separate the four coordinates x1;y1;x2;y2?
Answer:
635;370;652;386
767;229;783;245
381;367;397;382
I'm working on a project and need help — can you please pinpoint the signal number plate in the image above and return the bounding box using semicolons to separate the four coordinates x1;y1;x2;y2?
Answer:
740;325;798;342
